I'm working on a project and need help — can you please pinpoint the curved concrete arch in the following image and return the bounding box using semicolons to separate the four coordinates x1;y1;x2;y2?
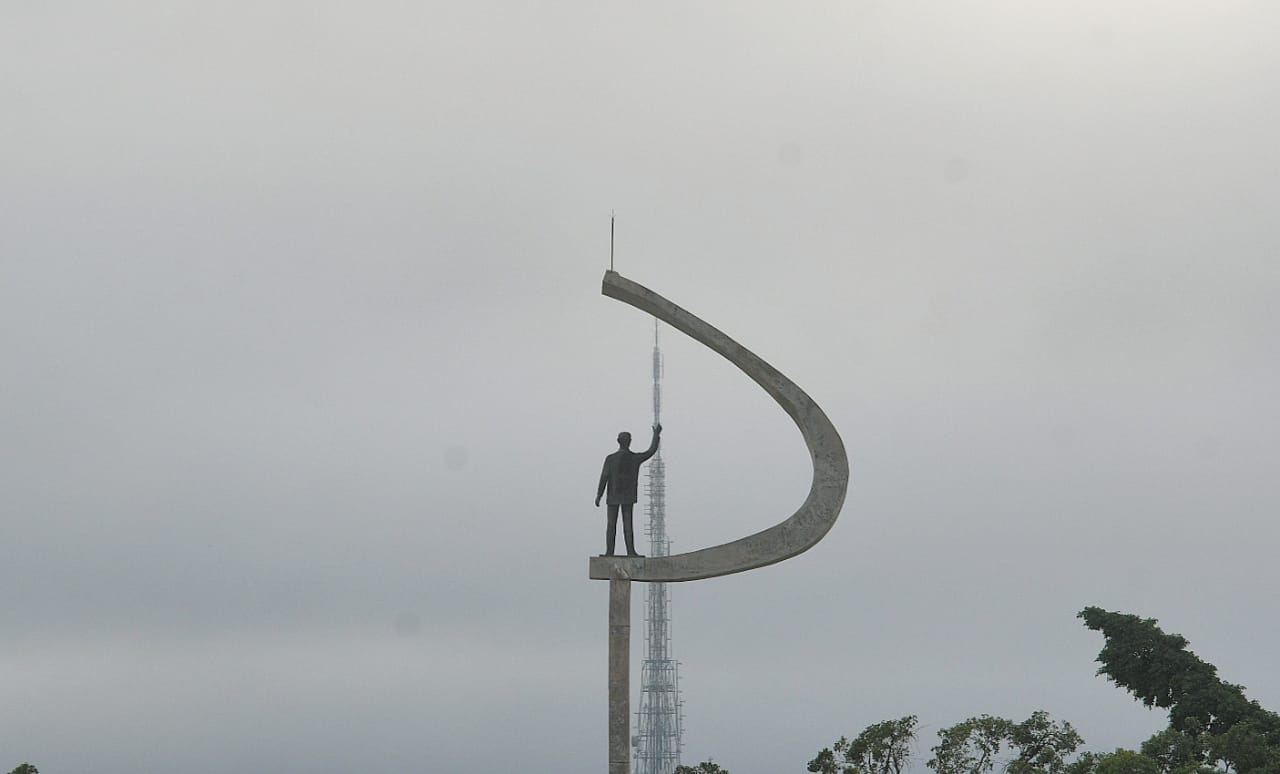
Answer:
589;270;849;582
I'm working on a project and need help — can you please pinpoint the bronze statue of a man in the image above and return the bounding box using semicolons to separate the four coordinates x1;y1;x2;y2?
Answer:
595;423;662;557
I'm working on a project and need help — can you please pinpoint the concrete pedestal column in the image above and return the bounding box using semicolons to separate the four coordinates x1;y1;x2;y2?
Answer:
608;578;631;774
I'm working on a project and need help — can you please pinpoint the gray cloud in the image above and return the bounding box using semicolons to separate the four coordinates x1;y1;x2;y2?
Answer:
3;2;1278;773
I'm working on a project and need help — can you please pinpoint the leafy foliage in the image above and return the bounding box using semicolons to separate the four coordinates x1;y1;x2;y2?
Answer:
929;715;1015;774
1080;607;1280;773
1138;725;1209;773
1077;608;1279;736
808;738;850;774
806;608;1279;774
925;711;1082;774
850;716;918;774
1006;710;1085;774
810;716;918;774
8;765;39;774
1206;721;1280;774
674;759;729;774
1065;748;1160;774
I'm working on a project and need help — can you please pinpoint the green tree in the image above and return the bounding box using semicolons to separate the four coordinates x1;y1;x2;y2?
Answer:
849;716;918;774
1080;607;1280;773
811;717;918;774
1139;725;1215;774
1206;720;1280;774
1078;608;1279;737
1006;710;1084;774
926;711;1081;774
929;715;1015;774
674;759;729;774
808;738;851;774
9;765;39;774
1064;749;1160;774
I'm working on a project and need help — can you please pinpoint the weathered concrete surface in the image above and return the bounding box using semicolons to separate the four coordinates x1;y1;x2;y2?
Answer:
608;579;631;774
589;270;849;583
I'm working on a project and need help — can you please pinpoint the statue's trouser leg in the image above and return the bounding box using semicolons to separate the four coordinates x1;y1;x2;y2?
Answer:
606;504;620;555
621;504;637;555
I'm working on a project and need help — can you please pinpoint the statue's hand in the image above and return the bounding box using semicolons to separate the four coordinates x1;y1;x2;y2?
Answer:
654;422;662;434
595;496;601;507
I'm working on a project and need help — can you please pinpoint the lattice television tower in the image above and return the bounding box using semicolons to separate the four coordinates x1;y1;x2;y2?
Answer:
633;321;684;774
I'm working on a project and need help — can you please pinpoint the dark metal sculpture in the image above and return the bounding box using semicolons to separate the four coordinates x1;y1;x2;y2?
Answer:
596;425;663;557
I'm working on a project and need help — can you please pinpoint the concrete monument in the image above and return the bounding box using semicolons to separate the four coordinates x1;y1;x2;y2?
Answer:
592;270;849;774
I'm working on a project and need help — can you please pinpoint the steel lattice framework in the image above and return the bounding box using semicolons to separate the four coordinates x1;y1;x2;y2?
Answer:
633;322;684;774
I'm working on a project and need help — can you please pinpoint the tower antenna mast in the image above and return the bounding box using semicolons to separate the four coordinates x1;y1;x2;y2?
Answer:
634;320;684;774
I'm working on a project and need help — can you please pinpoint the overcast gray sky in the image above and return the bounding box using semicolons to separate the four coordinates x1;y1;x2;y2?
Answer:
3;2;1279;772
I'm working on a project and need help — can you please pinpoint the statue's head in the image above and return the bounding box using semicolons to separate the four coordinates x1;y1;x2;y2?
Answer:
617;431;632;449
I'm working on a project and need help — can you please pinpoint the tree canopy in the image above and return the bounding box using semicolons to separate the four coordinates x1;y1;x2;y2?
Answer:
1080;607;1280;773
674;759;729;774
819;712;1083;774
809;716;918;774
929;715;1014;774
806;608;1280;774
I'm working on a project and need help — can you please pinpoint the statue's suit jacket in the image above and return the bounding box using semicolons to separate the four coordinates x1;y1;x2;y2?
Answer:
598;433;660;505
